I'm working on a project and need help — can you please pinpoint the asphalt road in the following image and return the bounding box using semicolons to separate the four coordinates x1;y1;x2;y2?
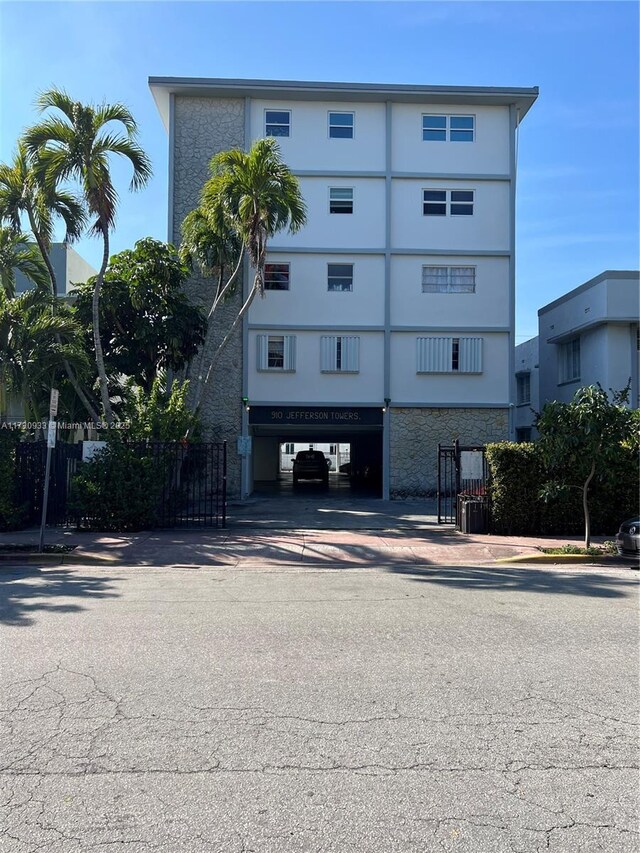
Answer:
1;562;638;852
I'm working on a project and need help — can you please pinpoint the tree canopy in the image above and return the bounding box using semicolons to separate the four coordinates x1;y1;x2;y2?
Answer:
73;238;207;392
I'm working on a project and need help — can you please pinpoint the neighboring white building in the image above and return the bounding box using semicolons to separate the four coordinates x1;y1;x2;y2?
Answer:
150;77;538;498
14;243;96;296
515;270;640;437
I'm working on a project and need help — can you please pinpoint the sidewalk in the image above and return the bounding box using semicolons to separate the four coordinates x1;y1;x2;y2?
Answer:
0;525;632;569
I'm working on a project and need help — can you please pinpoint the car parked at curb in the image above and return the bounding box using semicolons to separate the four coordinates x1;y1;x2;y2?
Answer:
615;517;640;560
292;450;329;486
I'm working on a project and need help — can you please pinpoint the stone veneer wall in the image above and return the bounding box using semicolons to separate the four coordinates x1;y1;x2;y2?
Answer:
173;96;245;496
389;407;509;498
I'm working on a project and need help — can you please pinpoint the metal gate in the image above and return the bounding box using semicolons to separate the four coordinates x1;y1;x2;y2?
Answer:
153;441;227;528
15;441;82;526
437;440;488;525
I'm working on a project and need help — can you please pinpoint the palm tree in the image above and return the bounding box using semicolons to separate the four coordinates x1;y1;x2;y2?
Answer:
0;287;88;427
188;137;306;414
0;143;85;298
0;227;49;298
0;144;98;421
24;89;152;425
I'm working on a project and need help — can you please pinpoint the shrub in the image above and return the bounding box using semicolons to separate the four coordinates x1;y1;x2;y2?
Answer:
69;437;163;531
0;430;25;530
485;442;543;535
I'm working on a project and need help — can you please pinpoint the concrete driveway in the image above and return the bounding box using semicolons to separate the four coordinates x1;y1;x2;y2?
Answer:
1;561;638;852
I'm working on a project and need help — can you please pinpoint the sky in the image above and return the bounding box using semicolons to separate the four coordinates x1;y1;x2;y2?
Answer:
1;0;638;342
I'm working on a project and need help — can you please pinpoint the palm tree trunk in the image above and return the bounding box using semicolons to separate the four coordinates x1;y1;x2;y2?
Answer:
582;458;596;549
26;206;100;424
93;221;114;425
188;246;245;410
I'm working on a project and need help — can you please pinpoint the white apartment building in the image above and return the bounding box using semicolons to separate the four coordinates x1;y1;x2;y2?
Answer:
516;270;640;438
14;243;96;296
150;77;538;498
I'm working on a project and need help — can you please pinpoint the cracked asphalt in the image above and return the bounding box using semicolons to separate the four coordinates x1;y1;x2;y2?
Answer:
1;561;638;852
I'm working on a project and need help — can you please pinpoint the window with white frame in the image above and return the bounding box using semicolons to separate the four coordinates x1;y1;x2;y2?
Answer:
329;187;354;214
320;336;360;373
327;263;353;292
264;263;290;291
256;334;296;371
416;336;483;373
516;373;531;405
265;110;290;137
558;338;580;384
422;114;475;142
422;266;476;293
328;112;354;139
423;189;474;216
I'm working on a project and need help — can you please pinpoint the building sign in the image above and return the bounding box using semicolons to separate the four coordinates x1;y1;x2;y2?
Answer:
249;406;383;426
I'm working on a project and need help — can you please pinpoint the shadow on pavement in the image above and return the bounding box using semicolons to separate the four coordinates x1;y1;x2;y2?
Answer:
386;564;638;598
0;567;122;627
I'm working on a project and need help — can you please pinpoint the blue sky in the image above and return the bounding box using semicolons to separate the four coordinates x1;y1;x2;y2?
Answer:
1;0;638;341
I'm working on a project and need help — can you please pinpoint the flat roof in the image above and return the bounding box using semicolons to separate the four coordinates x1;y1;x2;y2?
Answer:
538;270;640;316
149;76;539;131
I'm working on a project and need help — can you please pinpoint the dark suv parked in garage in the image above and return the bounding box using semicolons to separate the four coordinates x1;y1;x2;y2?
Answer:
292;450;329;485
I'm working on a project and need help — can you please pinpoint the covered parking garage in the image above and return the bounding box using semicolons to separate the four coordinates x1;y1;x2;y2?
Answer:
247;405;384;498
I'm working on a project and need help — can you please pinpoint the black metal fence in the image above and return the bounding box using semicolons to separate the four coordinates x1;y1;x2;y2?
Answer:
152;441;227;529
437;440;489;528
15;441;82;526
14;440;227;529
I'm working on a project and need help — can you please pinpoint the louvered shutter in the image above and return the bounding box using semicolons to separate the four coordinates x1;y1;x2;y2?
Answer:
320;336;337;371
459;337;482;372
256;335;268;370
283;335;296;370
342;336;360;372
417;337;452;372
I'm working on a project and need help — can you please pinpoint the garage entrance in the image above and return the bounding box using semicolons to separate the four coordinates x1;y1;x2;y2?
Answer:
247;405;384;499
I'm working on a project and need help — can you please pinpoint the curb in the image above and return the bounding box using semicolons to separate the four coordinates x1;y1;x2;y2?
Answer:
495;553;636;567
0;553;118;566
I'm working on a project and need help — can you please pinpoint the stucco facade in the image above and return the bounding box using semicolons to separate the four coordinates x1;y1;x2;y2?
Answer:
151;78;538;498
516;271;639;437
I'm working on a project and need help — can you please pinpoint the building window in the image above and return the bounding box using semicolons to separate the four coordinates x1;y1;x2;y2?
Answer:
264;263;290;291
284;443;295;454
516;428;532;443
329;187;354;214
328;112;354;139
265;110;290;137
423;114;475;142
416;336;483;373
558;338;580;384
516;373;531;405
257;334;296;371
422;266;476;293
423;189;474;216
327;263;353;292
320;336;360;372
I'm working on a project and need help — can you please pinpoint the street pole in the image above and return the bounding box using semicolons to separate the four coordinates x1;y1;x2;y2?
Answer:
38;388;59;553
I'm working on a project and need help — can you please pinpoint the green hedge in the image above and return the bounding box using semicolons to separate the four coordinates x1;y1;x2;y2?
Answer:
0;430;26;531
485;441;638;537
69;438;164;531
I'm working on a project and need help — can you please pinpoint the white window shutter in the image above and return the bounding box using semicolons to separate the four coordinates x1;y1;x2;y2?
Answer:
343;336;360;372
256;335;268;370
283;335;296;370
459;337;482;372
417;337;452;372
320;336;337;371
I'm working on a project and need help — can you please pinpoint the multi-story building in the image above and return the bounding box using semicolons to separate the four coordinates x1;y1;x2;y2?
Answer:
14;242;96;296
150;77;538;498
515;270;640;438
